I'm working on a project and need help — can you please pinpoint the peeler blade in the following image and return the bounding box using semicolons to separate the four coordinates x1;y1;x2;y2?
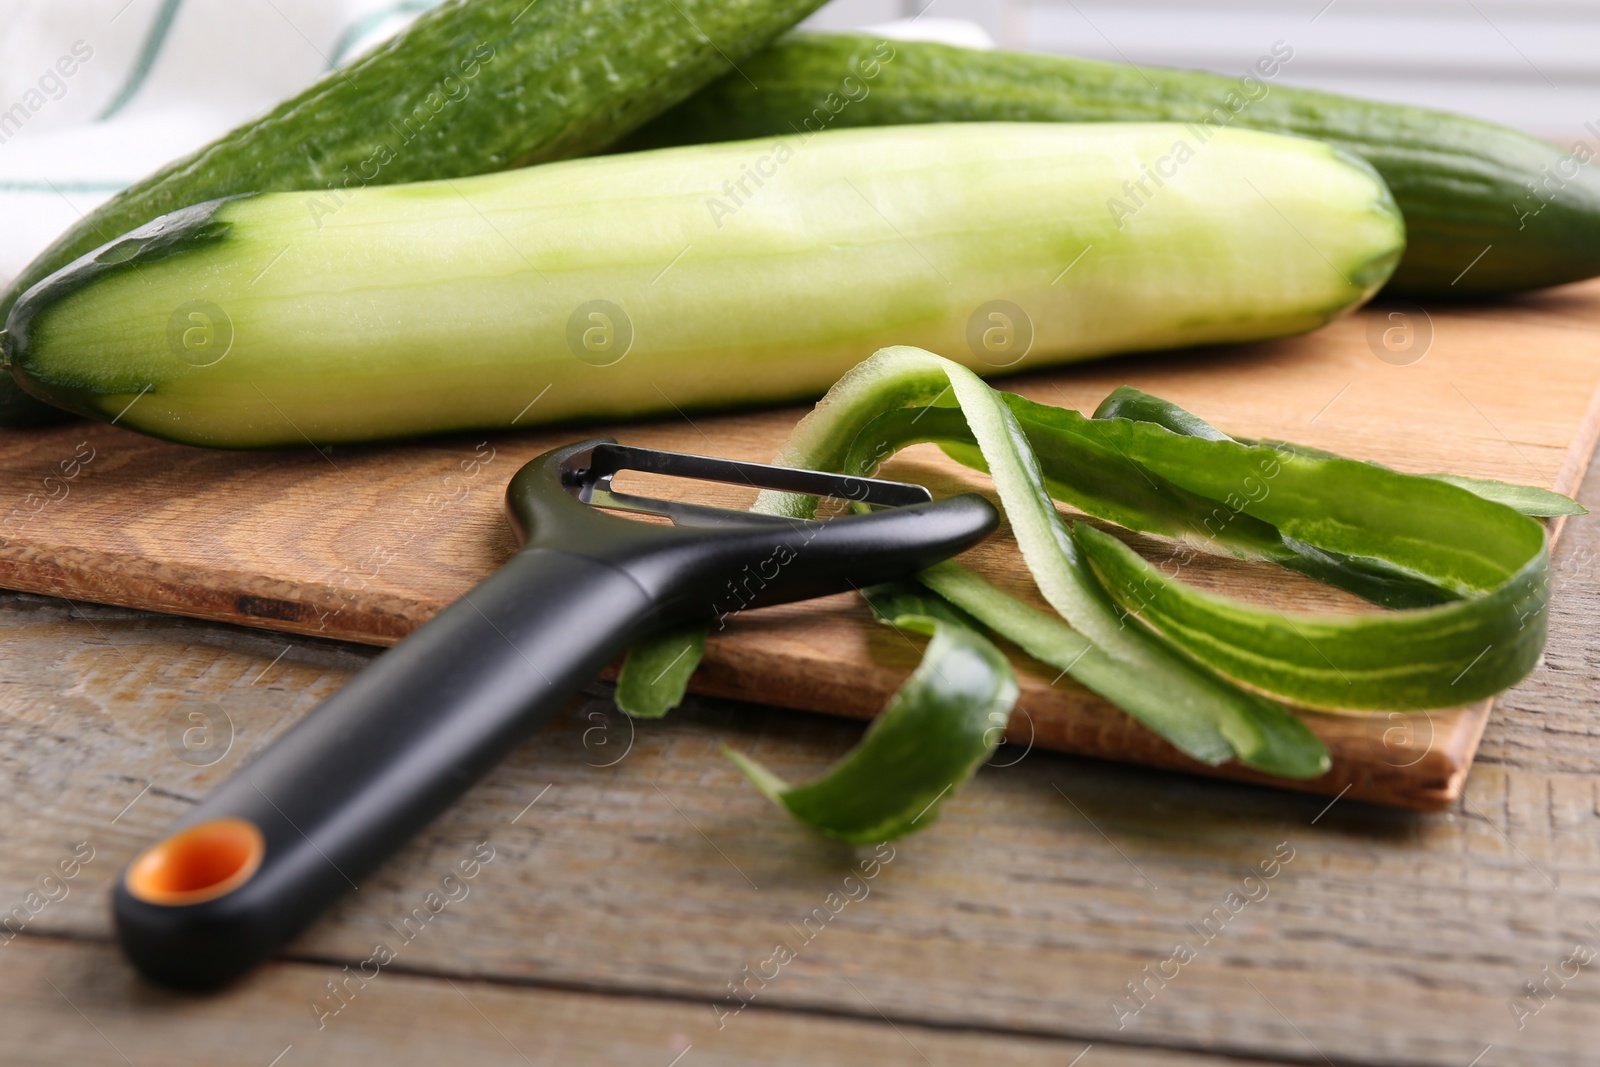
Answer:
561;442;933;528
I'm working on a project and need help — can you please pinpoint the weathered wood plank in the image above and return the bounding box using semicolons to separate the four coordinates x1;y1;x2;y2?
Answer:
6;933;1297;1067
0;359;1595;1065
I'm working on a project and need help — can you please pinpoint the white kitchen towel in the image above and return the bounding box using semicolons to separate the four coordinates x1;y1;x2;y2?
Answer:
0;1;990;290
0;0;441;287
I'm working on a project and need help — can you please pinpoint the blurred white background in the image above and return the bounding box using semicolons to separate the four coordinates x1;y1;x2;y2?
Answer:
802;0;1599;139
0;0;1593;281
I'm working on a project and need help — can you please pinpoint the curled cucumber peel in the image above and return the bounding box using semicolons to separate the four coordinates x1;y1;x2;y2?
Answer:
618;348;1580;839
724;585;1016;845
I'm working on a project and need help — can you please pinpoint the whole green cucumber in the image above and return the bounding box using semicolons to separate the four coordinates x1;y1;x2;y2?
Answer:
2;124;1402;449
621;32;1599;298
0;0;828;427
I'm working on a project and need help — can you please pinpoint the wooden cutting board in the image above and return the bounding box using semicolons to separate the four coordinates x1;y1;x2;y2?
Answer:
3;282;1598;811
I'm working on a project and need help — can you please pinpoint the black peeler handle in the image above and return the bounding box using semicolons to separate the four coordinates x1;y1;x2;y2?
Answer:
114;547;654;989
114;439;997;990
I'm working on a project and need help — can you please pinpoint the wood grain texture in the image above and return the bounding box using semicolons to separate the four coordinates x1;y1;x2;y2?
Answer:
0;429;1596;1066
0;282;1597;816
0;934;1322;1067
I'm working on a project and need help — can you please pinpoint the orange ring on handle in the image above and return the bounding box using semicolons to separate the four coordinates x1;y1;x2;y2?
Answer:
124;818;265;906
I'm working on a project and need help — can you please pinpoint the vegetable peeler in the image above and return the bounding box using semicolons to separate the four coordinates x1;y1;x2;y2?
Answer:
113;438;998;989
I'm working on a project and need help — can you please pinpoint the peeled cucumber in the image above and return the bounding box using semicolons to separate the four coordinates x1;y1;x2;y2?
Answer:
0;0;830;426
623;32;1596;297
2;123;1403;448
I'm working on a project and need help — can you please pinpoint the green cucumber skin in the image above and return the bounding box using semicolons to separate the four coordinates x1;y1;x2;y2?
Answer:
5;124;1402;449
621;32;1600;298
0;0;828;425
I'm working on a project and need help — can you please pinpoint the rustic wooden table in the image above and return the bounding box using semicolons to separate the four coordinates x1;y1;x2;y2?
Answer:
1;451;1597;1067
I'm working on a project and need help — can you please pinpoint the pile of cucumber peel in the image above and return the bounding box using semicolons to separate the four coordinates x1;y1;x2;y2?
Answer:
618;348;1581;842
0;0;1594;839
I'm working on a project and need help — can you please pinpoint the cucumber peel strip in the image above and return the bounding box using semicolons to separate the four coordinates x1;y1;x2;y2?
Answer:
1096;385;1585;521
723;584;1016;845
863;386;1559;711
618;347;1578;837
616;628;704;719
770;348;1326;778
